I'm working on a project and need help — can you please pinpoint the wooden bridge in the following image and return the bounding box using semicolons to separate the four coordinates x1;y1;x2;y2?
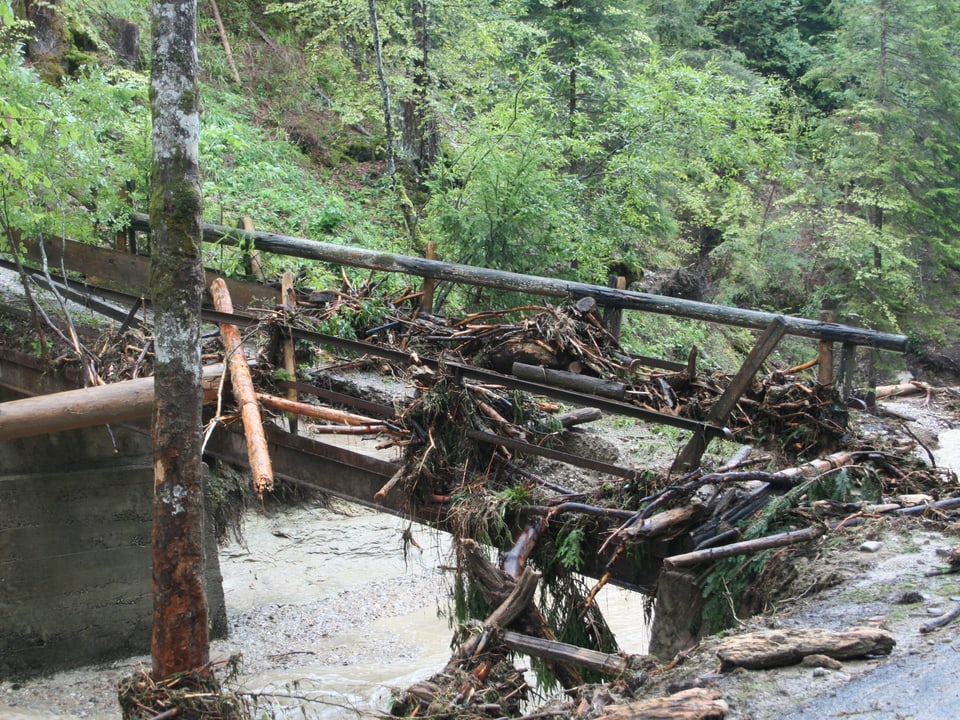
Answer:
0;218;909;676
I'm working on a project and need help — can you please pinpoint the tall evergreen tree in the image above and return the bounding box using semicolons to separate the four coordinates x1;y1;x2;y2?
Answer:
800;0;960;322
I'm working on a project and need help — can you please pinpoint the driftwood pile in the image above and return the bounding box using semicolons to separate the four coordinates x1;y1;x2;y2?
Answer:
351;298;849;456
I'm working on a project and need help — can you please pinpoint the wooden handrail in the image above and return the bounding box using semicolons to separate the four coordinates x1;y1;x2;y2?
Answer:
128;213;909;352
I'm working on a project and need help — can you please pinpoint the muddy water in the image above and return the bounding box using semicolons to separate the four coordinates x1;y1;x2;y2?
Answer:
0;501;652;719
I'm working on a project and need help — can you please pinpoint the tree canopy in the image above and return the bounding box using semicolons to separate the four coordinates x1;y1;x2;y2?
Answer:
2;0;959;342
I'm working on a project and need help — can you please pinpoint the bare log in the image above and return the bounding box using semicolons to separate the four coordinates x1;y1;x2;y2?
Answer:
555;406;603;427
255;392;386;427
875;381;933;399
769;451;857;487
624;505;708;541
919;602;960;634
499;629;642;677
130;213;909;351
0;364;225;440
374;467;405;504
209;278;274;498
513;362;627;399
452;566;541;665
716;626;895;670
664;525;825;569
502;524;542;581
599;688;728;720
305;424;387;435
209;0;241;84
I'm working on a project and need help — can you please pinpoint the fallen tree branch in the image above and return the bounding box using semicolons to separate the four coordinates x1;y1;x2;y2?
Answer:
919;602;960;634
373;467;404;504
255;392;389;428
664;525;825;569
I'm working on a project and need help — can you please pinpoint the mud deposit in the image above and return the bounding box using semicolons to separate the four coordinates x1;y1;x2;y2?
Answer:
0;501;650;719
0;503;454;719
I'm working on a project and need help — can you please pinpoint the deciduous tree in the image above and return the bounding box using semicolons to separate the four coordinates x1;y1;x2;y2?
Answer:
149;0;209;679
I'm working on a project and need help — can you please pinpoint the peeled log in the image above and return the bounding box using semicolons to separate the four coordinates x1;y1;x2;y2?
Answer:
599;688;728;720
664;525;825;569
716;626;895;670
132;212;910;351
255;392;386;427
209;278;274;498
0;364;225;441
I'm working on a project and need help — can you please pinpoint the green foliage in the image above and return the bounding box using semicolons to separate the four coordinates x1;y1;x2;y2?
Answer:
554;523;585;571
577;55;789;272
0;49;149;246
423;95;589;299
200;90;347;238
706;0;821;78
535;573;619;688
315;296;390;340
700;550;772;633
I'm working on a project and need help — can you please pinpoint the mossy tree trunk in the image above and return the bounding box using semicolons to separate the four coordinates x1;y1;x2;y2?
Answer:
148;0;209;679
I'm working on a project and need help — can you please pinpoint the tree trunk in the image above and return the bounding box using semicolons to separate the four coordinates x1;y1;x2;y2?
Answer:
367;0;396;176
716;626;895;669
149;0;209;679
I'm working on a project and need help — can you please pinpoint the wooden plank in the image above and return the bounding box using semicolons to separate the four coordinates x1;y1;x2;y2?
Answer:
18;235;279;307
499;629;635;677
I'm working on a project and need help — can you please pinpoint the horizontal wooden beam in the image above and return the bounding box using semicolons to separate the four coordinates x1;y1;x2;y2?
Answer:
129;214;909;351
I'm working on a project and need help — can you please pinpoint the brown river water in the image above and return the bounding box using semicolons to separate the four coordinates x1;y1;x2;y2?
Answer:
0;500;651;719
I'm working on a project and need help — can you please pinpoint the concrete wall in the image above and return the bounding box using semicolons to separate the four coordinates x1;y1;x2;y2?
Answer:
0;403;226;679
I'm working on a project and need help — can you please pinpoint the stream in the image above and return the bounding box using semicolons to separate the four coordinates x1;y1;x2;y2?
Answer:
0;500;651;719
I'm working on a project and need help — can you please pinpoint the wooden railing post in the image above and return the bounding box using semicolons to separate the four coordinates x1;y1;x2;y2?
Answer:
420;241;437;313
115;183;138;253
602;275;627;342
239;216;267;283
281;270;299;435
838;312;860;401
817;301;835;386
